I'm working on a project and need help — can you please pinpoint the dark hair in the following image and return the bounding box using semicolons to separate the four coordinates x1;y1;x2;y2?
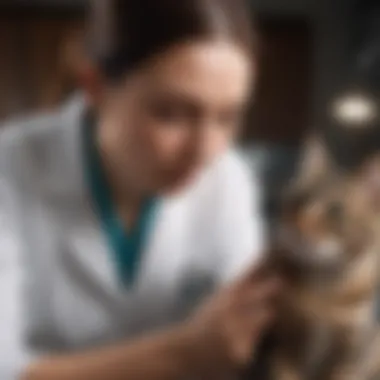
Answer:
86;0;257;81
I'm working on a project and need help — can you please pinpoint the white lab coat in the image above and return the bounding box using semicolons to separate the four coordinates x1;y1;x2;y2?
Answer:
0;95;265;380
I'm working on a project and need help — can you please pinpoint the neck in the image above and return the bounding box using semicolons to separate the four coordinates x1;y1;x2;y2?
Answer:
95;133;146;229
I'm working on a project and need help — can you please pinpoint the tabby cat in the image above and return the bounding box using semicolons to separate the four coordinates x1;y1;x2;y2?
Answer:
245;154;380;380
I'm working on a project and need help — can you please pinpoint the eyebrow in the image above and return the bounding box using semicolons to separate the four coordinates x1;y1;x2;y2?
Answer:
147;88;248;115
148;89;201;105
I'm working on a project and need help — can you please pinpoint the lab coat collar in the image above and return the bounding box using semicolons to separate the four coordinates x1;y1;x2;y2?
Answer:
29;93;87;207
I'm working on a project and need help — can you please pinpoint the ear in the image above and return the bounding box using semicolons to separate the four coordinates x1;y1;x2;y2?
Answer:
76;59;105;107
280;134;332;216
293;133;336;191
357;154;380;210
60;31;102;107
361;154;380;185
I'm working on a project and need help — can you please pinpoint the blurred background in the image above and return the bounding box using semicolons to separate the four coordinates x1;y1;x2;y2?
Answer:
0;0;379;225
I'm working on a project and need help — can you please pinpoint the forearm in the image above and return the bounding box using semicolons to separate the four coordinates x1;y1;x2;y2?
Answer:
23;325;198;380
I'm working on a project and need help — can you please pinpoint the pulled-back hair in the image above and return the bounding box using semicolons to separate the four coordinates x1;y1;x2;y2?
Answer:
86;0;257;80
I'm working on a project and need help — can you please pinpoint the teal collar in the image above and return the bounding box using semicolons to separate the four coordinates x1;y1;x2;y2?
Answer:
82;116;159;288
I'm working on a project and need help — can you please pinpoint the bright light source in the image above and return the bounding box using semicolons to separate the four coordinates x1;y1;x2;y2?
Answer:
332;93;378;128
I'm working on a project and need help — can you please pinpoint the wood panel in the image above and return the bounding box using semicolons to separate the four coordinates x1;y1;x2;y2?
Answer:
244;18;313;143
0;13;312;144
25;18;82;110
0;20;27;118
0;14;82;121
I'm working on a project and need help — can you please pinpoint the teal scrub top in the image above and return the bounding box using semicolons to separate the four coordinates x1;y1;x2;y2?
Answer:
82;117;159;287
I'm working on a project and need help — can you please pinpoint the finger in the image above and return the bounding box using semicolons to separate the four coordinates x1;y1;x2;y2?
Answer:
241;259;272;282
228;308;274;365
228;304;275;342
236;277;283;310
220;269;283;313
250;308;275;335
234;306;274;335
253;277;283;301
236;259;280;290
226;279;280;313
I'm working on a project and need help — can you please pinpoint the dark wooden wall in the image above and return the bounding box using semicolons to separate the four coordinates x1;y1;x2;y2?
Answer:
0;9;312;143
0;10;82;119
245;17;313;144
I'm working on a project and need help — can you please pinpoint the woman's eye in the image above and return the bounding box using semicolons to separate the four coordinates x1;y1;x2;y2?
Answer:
148;99;198;124
150;103;184;121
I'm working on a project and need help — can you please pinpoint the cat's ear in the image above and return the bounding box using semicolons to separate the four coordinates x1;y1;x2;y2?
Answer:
281;134;335;211
356;154;380;210
292;133;336;191
361;154;380;186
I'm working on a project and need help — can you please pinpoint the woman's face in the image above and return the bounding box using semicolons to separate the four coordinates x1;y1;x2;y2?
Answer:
94;40;254;195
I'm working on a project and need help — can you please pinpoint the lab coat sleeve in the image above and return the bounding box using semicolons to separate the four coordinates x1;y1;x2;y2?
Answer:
216;153;266;285
0;128;41;380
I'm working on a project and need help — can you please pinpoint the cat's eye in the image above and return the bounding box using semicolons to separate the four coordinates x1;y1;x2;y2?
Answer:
327;202;344;220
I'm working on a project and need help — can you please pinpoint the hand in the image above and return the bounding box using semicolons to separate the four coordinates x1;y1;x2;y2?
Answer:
183;263;281;377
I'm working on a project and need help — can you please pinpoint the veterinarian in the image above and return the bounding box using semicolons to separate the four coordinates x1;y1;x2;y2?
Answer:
0;1;279;379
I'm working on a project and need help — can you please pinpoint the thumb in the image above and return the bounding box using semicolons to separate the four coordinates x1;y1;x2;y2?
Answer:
236;257;276;289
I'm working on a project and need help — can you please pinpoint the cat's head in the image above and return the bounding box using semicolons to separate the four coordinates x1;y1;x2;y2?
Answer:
275;154;380;274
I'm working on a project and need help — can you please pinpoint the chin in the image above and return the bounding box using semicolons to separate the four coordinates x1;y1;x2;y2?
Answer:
164;168;202;194
276;229;345;274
